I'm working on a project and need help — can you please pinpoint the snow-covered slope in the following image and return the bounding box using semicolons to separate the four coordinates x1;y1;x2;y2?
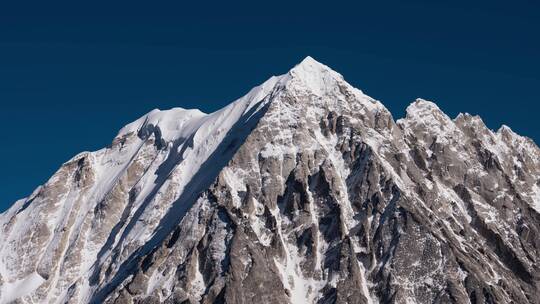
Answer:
1;57;539;304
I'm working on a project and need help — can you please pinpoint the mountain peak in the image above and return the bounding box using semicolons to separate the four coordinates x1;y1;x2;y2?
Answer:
406;98;441;115
289;56;337;76
284;56;349;97
2;58;540;304
294;56;325;68
403;98;451;122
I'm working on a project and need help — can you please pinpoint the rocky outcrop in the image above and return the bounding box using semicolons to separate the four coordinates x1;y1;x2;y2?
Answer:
1;57;539;304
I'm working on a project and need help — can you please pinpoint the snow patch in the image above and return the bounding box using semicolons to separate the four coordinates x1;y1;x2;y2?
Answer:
530;184;540;213
0;272;46;304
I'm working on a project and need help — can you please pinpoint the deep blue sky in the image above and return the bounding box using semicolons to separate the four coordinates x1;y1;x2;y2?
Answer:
1;1;539;211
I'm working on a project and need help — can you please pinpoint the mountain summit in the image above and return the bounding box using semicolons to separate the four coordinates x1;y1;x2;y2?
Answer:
1;57;539;304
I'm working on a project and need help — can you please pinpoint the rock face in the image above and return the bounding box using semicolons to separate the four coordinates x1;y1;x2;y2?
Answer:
1;57;540;304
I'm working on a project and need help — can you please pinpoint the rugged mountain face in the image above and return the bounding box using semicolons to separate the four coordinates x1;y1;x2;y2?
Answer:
1;57;540;304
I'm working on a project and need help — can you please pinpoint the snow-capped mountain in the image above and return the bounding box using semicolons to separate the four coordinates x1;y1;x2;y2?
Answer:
1;57;539;304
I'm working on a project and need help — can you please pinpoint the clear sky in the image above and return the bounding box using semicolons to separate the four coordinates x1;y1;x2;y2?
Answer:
1;0;539;211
